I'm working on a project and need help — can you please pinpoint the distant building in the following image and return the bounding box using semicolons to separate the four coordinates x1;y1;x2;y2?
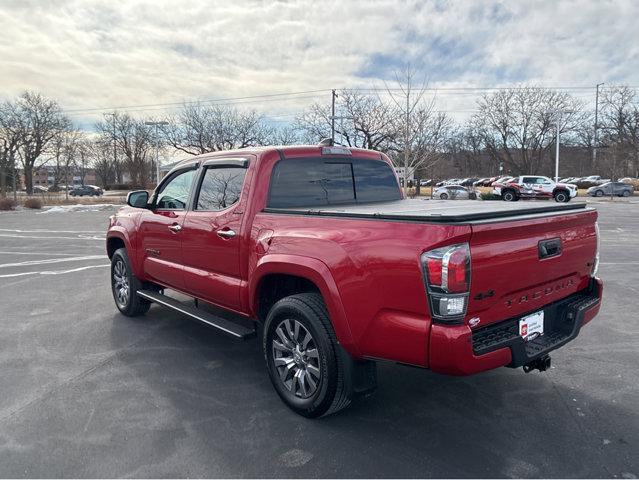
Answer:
22;165;97;188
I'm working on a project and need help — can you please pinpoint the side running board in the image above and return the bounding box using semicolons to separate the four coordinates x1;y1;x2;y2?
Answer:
137;290;256;340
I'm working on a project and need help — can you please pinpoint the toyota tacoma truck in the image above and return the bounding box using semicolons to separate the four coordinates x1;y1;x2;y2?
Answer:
493;175;578;202
107;143;603;417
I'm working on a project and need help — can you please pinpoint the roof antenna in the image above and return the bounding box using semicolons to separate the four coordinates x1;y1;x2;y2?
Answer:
319;138;334;147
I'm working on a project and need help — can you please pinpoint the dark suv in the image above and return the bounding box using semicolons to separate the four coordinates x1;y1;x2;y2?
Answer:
70;185;103;197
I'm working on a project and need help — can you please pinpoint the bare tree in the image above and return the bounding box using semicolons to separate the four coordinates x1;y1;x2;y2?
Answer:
268;125;302;145
163;103;273;155
9;92;70;194
475;86;584;175
598;86;639;178
89;138;116;188
384;66;453;186
96;112;154;187
0;101;21;197
296;90;398;149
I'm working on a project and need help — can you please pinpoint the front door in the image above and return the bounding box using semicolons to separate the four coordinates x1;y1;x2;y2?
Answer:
180;161;249;311
139;167;197;290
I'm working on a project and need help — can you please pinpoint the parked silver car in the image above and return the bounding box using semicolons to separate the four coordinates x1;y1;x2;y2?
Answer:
587;182;634;197
433;185;478;200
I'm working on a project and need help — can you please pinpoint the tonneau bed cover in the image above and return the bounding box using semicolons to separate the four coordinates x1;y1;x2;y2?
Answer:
264;199;589;223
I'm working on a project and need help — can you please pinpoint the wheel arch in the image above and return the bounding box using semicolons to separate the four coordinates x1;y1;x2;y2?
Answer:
106;229;143;278
250;254;359;357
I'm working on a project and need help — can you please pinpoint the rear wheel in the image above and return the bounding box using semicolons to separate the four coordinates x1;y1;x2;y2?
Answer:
440;193;448;200
111;248;151;317
263;293;352;418
502;190;517;201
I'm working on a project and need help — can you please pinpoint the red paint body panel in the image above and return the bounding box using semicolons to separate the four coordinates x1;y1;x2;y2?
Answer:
107;145;603;374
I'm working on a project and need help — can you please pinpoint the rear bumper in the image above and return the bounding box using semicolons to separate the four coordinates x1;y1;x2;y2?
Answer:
429;277;603;375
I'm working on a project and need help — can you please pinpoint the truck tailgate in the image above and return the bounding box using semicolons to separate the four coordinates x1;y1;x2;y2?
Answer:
467;208;598;327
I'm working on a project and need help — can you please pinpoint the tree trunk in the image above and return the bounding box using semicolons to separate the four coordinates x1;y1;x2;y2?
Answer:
0;169;6;197
24;168;33;195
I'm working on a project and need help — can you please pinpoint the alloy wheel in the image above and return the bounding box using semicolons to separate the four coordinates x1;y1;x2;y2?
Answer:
113;259;130;308
272;319;321;399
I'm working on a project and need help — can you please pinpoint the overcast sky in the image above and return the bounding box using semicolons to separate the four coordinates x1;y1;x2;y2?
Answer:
1;0;638;127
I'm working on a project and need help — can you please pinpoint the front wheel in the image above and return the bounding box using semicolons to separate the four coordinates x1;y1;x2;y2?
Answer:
554;190;570;202
111;248;151;316
595;190;604;197
440;193;448;200
622;190;630;197
263;293;352;418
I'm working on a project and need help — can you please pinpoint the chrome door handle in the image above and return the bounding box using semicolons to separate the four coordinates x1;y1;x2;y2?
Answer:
217;229;236;239
168;224;182;233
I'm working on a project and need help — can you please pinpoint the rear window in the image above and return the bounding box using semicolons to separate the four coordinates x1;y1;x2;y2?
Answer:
267;157;400;208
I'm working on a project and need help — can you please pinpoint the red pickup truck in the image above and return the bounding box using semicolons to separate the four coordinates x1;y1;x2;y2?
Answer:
107;144;603;417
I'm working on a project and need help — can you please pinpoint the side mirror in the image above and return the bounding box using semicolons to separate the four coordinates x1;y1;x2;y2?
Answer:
126;190;149;208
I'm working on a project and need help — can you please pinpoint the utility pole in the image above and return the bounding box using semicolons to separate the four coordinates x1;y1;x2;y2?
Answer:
593;82;604;168
330;90;337;143
145;121;168;184
103;112;117;184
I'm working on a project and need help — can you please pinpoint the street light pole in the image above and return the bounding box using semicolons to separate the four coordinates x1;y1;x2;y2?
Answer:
144;121;168;184
593;82;604;167
103;112;117;184
555;114;560;182
546;109;573;182
330;90;337;143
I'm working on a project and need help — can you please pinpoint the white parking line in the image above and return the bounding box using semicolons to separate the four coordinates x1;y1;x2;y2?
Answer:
0;255;106;269
0;234;104;241
0;251;80;256
0;228;104;234
0;264;109;278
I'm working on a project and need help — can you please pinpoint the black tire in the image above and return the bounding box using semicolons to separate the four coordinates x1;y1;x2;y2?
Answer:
595;190;604;197
554;190;570;203
263;293;352;418
502;190;517;202
440;193;448;200
622;190;630;197
111;248;151;317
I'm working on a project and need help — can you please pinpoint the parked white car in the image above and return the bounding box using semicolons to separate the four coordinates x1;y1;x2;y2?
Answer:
433;185;479;200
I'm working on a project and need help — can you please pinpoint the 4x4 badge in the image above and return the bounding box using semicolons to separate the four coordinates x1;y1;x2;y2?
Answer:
474;289;495;300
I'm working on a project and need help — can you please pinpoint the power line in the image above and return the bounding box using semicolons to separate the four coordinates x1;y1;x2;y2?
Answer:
61;84;638;116
62;89;332;114
60;83;639;123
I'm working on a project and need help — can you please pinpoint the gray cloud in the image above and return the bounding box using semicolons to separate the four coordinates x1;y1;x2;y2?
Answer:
1;0;637;126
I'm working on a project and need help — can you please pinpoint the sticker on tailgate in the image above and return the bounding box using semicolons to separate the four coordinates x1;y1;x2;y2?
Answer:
519;310;544;341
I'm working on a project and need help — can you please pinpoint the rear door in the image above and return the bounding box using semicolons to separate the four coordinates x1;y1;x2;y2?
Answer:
180;159;250;311
139;166;197;290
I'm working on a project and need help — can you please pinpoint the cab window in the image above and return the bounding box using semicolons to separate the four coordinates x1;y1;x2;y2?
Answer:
156;169;196;210
195;166;247;211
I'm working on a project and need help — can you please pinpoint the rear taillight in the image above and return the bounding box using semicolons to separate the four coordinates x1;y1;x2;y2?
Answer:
421;243;471;323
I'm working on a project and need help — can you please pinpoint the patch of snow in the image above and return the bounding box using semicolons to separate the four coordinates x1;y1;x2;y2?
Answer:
38;204;120;214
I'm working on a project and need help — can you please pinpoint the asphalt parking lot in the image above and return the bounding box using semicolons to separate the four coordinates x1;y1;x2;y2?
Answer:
0;200;637;478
